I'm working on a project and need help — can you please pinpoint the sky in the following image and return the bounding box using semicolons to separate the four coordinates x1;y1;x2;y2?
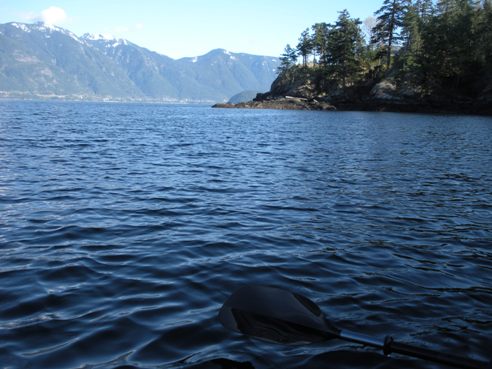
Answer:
0;0;382;59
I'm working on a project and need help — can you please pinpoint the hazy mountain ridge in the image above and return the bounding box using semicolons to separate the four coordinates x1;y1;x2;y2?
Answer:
0;22;280;102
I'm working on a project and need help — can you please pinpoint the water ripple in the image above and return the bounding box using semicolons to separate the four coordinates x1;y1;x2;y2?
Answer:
0;102;491;368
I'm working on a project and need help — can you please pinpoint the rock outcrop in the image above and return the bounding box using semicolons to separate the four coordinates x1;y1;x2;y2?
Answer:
213;96;335;111
214;67;492;115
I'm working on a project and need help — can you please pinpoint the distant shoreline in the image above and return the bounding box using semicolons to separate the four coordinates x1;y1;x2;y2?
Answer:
2;95;490;115
0;95;214;105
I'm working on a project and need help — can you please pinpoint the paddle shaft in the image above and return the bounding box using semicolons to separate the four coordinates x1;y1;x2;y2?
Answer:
219;286;489;369
339;329;489;369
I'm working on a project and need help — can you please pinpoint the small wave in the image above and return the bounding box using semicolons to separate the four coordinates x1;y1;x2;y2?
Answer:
1;102;490;369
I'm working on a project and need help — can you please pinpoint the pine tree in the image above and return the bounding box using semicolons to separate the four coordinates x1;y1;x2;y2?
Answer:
297;28;313;67
371;0;411;68
274;0;490;100
436;0;467;14
418;0;481;93
326;10;365;88
311;23;331;66
398;1;428;81
415;0;434;19
278;44;298;74
481;0;492;71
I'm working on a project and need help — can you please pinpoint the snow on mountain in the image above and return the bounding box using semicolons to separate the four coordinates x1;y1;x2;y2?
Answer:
0;22;280;102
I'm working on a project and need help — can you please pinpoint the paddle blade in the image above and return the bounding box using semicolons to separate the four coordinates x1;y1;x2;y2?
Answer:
219;285;340;344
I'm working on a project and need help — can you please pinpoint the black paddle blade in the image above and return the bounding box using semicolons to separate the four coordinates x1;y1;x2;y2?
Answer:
219;285;340;344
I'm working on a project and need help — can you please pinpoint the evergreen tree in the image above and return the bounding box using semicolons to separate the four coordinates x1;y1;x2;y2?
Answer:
275;0;491;102
326;10;365;88
371;0;411;68
415;0;434;19
436;0;470;14
418;0;481;92
278;44;298;74
480;0;492;72
397;1;426;82
297;28;313;66
311;23;331;66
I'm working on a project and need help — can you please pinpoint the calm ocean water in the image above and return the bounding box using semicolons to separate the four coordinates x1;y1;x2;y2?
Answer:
0;101;491;369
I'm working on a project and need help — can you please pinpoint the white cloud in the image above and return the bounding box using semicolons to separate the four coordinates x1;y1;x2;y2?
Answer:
41;6;67;26
135;23;144;30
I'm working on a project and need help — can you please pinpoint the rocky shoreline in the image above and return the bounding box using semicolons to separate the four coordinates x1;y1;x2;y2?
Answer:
213;73;492;115
213;96;336;111
212;97;492;115
213;92;492;116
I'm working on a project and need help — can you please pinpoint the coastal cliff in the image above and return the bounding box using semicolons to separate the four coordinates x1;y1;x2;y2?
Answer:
214;66;492;115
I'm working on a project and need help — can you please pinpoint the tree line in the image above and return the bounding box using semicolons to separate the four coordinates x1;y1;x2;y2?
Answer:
278;0;492;97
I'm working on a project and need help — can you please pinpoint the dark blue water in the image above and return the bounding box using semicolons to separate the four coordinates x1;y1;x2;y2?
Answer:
0;101;491;369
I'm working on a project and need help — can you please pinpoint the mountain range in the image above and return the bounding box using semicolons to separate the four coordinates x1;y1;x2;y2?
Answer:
0;22;280;102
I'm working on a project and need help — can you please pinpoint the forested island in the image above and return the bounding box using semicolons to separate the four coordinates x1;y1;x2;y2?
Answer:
215;0;492;114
